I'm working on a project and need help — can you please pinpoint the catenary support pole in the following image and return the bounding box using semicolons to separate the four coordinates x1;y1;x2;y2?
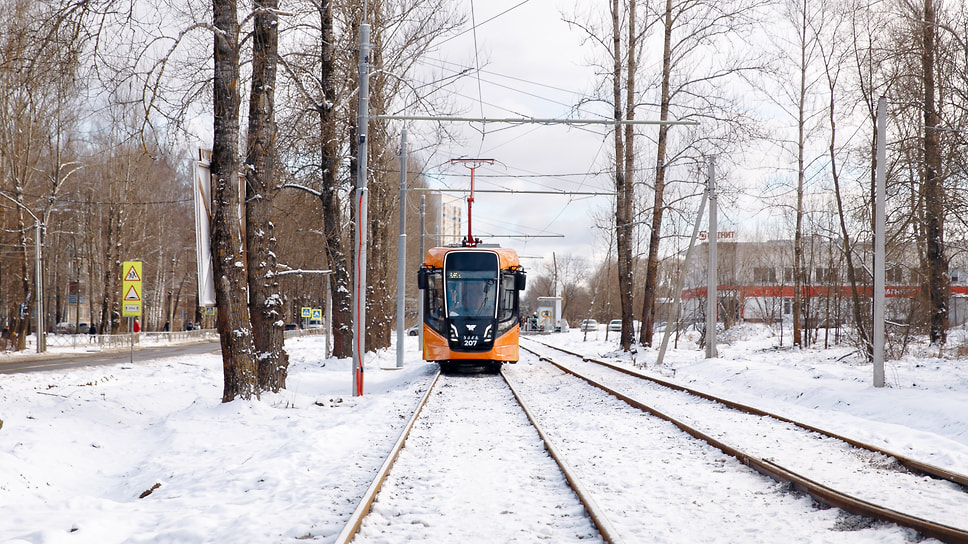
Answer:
656;191;707;366
705;157;718;359
353;21;370;396
35;221;45;353
874;97;886;387
418;195;425;351
395;129;407;369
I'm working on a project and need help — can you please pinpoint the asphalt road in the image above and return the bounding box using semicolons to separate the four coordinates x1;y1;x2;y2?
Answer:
0;340;221;374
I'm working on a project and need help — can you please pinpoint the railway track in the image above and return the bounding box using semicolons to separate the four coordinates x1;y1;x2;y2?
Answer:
521;337;968;543
333;369;616;544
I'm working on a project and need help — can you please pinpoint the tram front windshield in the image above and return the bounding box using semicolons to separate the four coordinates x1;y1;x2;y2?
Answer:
445;253;498;319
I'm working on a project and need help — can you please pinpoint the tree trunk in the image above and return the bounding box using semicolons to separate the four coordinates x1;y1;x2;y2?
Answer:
827;69;871;360
791;0;809;349
612;0;633;352
624;0;641;347
213;0;258;402
246;0;289;392
922;0;947;345
640;0;672;348
319;0;353;359
365;19;392;351
15;205;32;351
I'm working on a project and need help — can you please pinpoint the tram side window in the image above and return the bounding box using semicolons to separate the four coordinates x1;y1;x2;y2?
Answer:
497;273;518;330
425;270;444;326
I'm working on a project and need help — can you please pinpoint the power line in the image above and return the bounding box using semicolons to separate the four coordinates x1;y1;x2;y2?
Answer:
373;114;697;126
411;188;615;196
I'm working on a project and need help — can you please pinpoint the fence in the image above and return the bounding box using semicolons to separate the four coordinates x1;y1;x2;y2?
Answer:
44;328;219;350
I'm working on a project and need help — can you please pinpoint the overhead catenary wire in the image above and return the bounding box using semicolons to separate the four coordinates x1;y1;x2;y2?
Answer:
373;114;698;126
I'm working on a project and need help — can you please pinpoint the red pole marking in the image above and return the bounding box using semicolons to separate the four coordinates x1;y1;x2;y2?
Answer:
356;190;365;396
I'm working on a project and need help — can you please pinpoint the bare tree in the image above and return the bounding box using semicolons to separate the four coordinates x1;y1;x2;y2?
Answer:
0;0;85;349
213;0;258;401
818;1;874;359
245;0;290;392
637;0;767;347
918;0;949;345
612;0;636;351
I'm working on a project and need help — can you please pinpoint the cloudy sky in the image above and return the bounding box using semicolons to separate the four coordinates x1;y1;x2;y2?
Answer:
399;0;634;273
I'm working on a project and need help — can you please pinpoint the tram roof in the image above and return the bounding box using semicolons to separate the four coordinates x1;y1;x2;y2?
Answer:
423;246;522;270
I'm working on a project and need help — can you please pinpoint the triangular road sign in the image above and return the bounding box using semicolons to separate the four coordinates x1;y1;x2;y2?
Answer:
124;266;141;282
124;285;141;301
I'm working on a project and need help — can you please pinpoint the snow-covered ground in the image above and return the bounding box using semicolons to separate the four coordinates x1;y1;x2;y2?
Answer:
552;324;968;476
1;324;966;543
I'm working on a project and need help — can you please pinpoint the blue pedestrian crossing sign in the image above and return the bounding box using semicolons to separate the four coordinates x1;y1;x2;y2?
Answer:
301;307;312;318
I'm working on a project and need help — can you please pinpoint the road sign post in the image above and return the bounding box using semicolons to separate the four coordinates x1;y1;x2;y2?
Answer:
122;261;142;364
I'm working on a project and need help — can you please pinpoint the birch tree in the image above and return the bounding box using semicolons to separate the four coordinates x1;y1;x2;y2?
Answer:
0;0;84;349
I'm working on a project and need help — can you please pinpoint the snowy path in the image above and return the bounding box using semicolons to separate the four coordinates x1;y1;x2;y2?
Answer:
502;356;927;543
351;373;601;543
524;341;968;534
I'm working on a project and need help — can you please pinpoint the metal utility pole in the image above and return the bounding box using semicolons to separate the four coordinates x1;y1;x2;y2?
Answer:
395;129;407;369
418;195;425;350
656;191;707;366
705;157;717;359
353;20;370;396
874;97;886;387
449;158;494;247
0;192;45;353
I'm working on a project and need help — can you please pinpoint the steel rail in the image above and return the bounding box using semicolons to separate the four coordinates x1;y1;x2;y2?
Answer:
521;342;968;544
332;370;441;544
524;338;968;488
501;367;624;544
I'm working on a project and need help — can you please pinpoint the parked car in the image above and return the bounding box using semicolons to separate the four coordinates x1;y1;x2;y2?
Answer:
608;319;622;332
579;319;598;332
407;324;420;336
54;322;75;334
284;323;298;331
77;322;90;334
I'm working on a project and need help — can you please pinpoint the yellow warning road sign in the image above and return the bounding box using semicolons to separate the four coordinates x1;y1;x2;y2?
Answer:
124;265;142;282
122;261;143;317
124;285;141;301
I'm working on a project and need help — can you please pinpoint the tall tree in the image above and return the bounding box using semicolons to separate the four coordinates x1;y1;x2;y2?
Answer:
246;0;290;391
818;1;873;359
919;0;948;345
638;0;672;347
0;0;84;349
213;0;258;401
612;0;635;351
638;0;766;347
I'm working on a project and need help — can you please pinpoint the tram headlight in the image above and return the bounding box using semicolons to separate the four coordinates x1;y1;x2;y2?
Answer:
449;323;459;342
483;324;493;341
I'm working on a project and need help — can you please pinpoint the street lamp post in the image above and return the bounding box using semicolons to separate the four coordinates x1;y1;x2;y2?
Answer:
0;192;45;353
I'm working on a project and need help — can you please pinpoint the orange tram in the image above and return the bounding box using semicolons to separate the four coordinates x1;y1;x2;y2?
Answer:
417;245;527;372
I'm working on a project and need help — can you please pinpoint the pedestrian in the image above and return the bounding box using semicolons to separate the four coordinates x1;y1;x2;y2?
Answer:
133;319;141;333
163;320;170;332
88;323;97;343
